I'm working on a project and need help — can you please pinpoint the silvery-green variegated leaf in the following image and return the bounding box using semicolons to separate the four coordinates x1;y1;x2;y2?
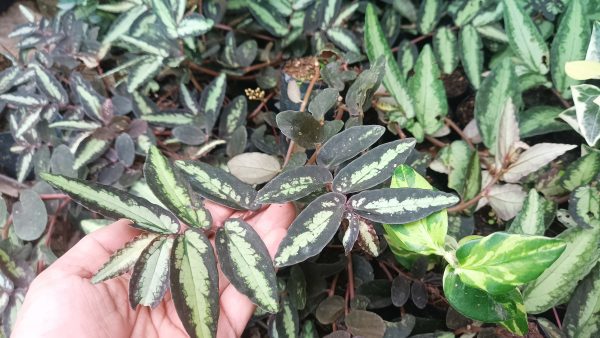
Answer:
417;0;442;34
408;44;448;135
177;13;214;37
572;84;600;147
170;229;219;338
321;0;341;27
317;125;384;168
216;219;279;313
293;0;314;11
503;143;576;183
141;110;194;127
248;0;290;37
475;24;508;43
270;298;299;337
145;146;211;229
551;0;589;98
459;25;483;89
560;151;600;191
119;35;170;57
132;90;158;115
49;120;102;131
507;189;555;236
563;263;600;338
349;188;458;224
16;148;34;183
235;40;258;68
41;173;180;234
396;40;418;79
455;232;565;295
452;0;482;26
126;56;164;93
199;73;226;132
519;106;571;138
433;27;458;75
474;59;517;151
71;72;105;121
256;165;333;204
364;4;415;119
569;186;600;227
101;5;147;46
523;222;600;313
503;0;549;74
151;0;178;38
219;95;247;138
175;160;257;210
326;27;360;54
0;67;22;94
356;218;380;257
332;138;415;194
441;141;481;209
0;92;47;107
92;233;157;284
180;83;200;115
73;136;111;170
14;107;41;138
129;236;174;308
274;192;346;268
342;212;360;255
277;111;326;149
30;63;67;105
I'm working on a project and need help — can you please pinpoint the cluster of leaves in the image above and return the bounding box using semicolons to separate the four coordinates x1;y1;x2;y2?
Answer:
0;0;599;337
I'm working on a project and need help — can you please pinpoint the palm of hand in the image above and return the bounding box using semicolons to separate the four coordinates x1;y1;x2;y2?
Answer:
12;202;295;338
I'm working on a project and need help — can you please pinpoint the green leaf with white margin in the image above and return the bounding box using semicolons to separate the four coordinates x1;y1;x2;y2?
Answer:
332;138;416;194
502;0;549;74
551;0;589;99
455;232;565;294
563;263;600;338
145;146;211;229
503;143;577;183
459;24;483;89
569;186;600;227
417;0;443;34
317;125;385;168
30;63;67;105
40;173;180;234
199;73;226;131
180;82;200;115
177;13;214;38
92;233;157;284
129;236;174;308
256;165;333;204
452;0;483;26
14;107;41;138
443;266;526;324
118;35;170;57
408;44;448;135
560;149;600;191
216;219;279;313
572;84;600;147
274;192;346;268
523;221;600;313
382;165;448;256
349;188;459;224
73;136;112;170
16;148;34;183
474;59;518;151
507;189;555;236
219;95;247;138
101;5;147;53
0;67;23;94
519;106;572;138
364;4;415;119
170;229;219;338
326;27;360;54
151;0;178;38
127;56;164;93
141;110;194;127
71;72;105;121
0;92;47;107
433;26;458;75
248;0;290;37
175;160;257;210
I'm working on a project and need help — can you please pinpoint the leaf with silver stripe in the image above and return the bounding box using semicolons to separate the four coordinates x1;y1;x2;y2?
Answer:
16;148;34;183
180;83;200;115
560;150;600;191
417;0;442;34
151;0;178;38
256;165;333;204
218;95;247;138
175;160;257;210
274;192;346;268
199;73;226;131
342;212;360;255
71;72;105;121
92;233;157;284
145;146;211;229
317;125;384;168
459;24;483;89
349;188;458;224
126;56;164;93
563;263;600;338
433;26;458;75
129;236;174;308
0;67;22;94
49;120;102;131
30;63;67;105
332;138;415;194
41;173;180;234
507;189;555;236
14;107;41;138
141;110;194;127
568;186;600;227
0;91;47;107
170;229;219;338
101;5;147;46
73;135;111;170
326;27;360;54
216;219;279;313
248;0;290;37
177;13;214;38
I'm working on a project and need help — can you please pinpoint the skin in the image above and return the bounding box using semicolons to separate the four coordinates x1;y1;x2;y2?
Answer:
12;202;296;338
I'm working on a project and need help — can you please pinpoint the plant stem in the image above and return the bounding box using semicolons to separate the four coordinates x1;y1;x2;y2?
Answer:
551;88;572;109
2;215;12;240
347;254;355;300
552;307;563;329
444;117;474;149
247;91;274;120
425;135;448;148
393;124;407;139
379;262;394;281
40;193;70;200
328;273;339;297
447;169;504;213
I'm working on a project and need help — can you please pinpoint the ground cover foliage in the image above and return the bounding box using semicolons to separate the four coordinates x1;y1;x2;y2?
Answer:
0;0;599;337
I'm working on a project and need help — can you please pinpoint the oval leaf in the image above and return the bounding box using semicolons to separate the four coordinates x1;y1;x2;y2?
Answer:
256;165;332;204
129;236;174;308
317;125;385;168
92;233;157;284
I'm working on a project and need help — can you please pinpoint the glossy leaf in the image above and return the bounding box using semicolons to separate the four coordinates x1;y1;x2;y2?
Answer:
277;110;326;149
92;234;157;284
317;125;385;168
256;165;332;203
507;189;555;236
129;236;174;308
308;88;339;120
41;173;180;234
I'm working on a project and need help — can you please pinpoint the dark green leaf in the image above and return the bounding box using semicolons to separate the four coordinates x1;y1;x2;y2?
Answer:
315;296;345;324
12;189;47;241
346;310;386;338
391;275;411;307
318;125;385;168
277;110;326;149
308;88;339;120
256;165;332;203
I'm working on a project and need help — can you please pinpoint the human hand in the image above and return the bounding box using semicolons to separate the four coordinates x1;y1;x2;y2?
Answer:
12;202;296;338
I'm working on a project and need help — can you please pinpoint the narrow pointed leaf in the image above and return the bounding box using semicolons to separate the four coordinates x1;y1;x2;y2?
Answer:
71;72;105;121
317;125;385;168
175;160;257;210
569;186;600;227
14;107;41;138
0;67;22;94
256;165;332;204
127;56;164;93
560;151;600;191
417;0;442;34
145;146;211;229
326;27;360;54
433;26;458;75
49;120;102;131
274;192;346;268
177;13;214;37
31;63;67;105
73;136;111;170
151;0;178;38
350;188;458;224
248;0;290;37
507;189;555;236
41;173;180;234
342;213;360;255
199;73;226;131
142;110;194;127
0;92;47;107
119;35;170;57
563;263;600;338
216;219;279;313
92;234;157;284
129;236;174;308
170;229;219;338
332;138;416;194
459;25;483;89
180;83;200;115
503;143;576;183
16;148;34;183
219;95;247;138
102;5;147;46
519;106;571;138
270;298;299;337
